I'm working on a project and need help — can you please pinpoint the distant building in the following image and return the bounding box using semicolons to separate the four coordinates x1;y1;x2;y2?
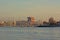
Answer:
56;21;60;25
12;21;16;26
36;20;43;26
43;21;48;24
5;21;16;26
43;21;49;26
0;21;5;26
27;16;35;26
16;21;28;27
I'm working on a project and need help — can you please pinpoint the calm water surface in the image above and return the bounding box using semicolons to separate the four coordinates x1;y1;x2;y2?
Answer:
0;27;60;40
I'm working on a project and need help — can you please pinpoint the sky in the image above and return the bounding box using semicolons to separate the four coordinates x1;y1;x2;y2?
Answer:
0;0;60;21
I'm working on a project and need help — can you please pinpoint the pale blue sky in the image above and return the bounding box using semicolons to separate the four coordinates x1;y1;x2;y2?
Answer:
0;0;60;21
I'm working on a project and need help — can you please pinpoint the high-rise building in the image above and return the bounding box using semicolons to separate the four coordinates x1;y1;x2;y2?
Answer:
27;16;35;26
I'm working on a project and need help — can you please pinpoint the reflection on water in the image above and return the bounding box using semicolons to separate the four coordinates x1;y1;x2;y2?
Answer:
0;27;60;40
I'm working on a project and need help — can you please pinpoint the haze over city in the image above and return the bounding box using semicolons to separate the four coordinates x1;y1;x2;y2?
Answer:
0;0;60;21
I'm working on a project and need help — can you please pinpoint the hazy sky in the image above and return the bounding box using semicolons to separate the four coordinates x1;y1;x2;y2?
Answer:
0;0;60;21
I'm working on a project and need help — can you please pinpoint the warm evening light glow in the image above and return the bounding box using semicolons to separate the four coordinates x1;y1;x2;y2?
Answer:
0;0;60;21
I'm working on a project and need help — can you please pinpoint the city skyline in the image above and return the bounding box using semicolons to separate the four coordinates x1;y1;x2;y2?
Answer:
0;0;60;21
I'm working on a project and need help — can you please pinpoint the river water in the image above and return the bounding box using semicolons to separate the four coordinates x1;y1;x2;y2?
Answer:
0;27;60;40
